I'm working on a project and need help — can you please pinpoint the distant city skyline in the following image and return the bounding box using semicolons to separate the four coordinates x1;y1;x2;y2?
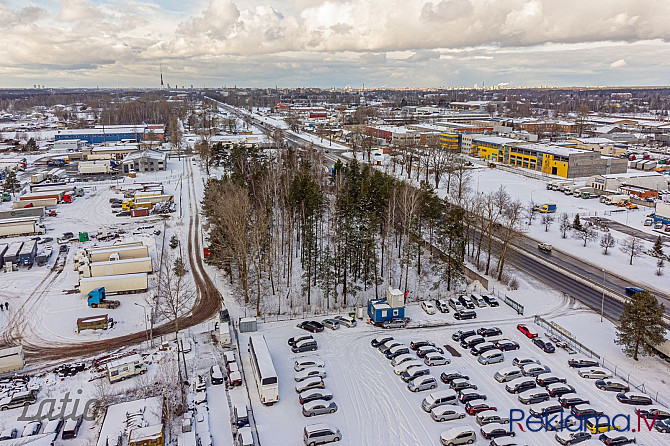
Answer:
1;0;669;88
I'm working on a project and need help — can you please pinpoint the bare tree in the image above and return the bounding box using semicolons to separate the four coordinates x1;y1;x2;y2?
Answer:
195;136;213;175
559;212;571;238
496;199;523;281
620;236;645;265
541;213;554;232
574;225;597;247
526;200;537;226
600;233;616;255
157;255;196;341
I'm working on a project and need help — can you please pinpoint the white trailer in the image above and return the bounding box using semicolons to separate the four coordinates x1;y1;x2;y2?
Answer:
88;246;149;263
564;184;583;195
0;346;25;373
31;173;46;184
135;194;174;205
0;207;45;220
604;194;630;205
218;322;231;347
79;256;153;278
0;217;46;238
73;242;146;269
79;273;149;295
78;161;111;175
106;354;147;383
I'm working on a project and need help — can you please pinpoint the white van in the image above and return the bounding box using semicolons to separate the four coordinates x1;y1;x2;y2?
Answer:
421;389;458;412
439;426;477;445
478;350;504;365
494;366;523;383
236;426;254;446
469;293;487;308
210;365;224;385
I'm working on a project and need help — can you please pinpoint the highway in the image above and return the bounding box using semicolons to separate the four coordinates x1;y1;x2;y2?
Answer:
212;100;666;320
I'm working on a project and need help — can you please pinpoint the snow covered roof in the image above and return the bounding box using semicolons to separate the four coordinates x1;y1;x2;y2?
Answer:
122;149;167;163
471;135;519;145
598;172;664;179
96;397;163;446
129;424;163;442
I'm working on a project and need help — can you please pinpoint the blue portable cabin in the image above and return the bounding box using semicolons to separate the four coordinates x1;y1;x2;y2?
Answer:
367;298;405;323
18;240;37;266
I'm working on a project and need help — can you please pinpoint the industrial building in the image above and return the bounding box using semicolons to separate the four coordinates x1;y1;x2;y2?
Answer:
469;136;628;178
55;124;165;144
586;171;669;193
121;149;167;173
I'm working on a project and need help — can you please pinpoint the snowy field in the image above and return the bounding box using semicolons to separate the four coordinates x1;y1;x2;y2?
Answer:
238;292;669;446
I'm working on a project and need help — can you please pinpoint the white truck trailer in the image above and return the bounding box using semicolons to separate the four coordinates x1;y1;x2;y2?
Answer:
0;346;25;373
135;194;174;205
31;172;47;184
0;217;46;238
79;273;149;295
0;207;45;220
88;246;149;263
78;161;111;175
73;242;146;270
603;194;630;205
78;256;153;278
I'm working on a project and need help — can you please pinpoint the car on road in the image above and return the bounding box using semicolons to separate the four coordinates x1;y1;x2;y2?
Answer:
288;334;314;347
371;336;393;348
321;319;340;330
536;373;567;387
624;286;644;296
302;400;338;417
431;407;466;422
410;340;435;350
391;354;416;367
480;423;516;440
568;358;599;368
295;377;325;393
458;390;486;404
440;371;469;384
532;338;556;353
408;375;438;392
598;432;636;445
517;324;538;338
381;318;406;329
616;392;653;405
538;243;553;253
451;330;476;342
465;401;496;415
493;339;520;351
298;321;324;333
453;310;477;320
483;295;499;307
333;315;356;327
558;395;590;408
421;301;437;315
295;367;327;382
299;389;333;405
578;368;612;379
547;383;575;397
595;379;629;392
417;345;444;358
477;327;502;337
554;431;591;445
425;353;450;366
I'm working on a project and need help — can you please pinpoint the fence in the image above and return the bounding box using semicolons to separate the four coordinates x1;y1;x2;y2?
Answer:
503;294;524;315
533;315;670;408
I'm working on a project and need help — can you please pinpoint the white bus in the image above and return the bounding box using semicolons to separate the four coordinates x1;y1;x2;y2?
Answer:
248;334;279;405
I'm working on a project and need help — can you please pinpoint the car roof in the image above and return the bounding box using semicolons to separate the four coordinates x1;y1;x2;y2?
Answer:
481;423;507;433
304;399;333;409
304;423;334;433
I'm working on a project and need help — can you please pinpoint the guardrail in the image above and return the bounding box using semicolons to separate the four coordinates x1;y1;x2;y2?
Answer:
503;295;524;315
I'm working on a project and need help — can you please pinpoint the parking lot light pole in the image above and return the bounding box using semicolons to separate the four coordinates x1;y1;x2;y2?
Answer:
601;268;605;322
135;302;149;347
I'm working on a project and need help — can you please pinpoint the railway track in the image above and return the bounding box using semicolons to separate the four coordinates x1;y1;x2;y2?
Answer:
12;160;221;365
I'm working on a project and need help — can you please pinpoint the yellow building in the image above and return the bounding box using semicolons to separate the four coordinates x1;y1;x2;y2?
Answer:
129;424;164;446
439;132;461;151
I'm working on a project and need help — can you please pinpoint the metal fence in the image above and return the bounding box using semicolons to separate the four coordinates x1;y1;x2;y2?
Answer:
503;295;524;315
533;315;670;408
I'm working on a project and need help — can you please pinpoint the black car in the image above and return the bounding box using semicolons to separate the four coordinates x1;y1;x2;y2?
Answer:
470;343;498;356
639;408;670;421
568;358;599;368
416;346;443;358
494;339;520;351
654;419;670;433
458;296;475;309
598;433;636;445
297;321;324;333
536;375;567;387
547;384;575;397
477;327;502;337
616;392;653;406
451;330;476;342
555;432;591;445
299;390;333;405
287;334;314;347
458;391;487;403
371;336;393;348
571;405;604;418
410;340;435;350
533;338;556;353
379;341;402;354
558;396;590;408
460;337;485;349
454;310;477;320
595;380;629;392
440;371;469;384
59;244;69;253
483;295;499;307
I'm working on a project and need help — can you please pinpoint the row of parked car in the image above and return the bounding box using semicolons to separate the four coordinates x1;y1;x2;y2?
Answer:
419;293;500;321
297;315;358;334
0;417;82;441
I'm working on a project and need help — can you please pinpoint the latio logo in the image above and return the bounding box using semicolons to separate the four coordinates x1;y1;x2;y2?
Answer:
18;389;99;422
510;408;660;433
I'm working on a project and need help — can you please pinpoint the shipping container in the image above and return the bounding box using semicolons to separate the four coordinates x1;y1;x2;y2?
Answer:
31;173;46;184
18;240;37;266
79;273;149;295
79;256;153;278
0;244;7;268
0;217;46;238
78;160;111;175
130;208;150;218
0;346;25;373
88;246;149;263
19;191;64;202
0;207;45;220
3;242;23;265
239;317;258;333
77;314;109;332
135;194;173;205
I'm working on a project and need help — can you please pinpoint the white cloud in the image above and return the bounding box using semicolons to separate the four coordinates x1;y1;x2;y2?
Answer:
610;58;627;68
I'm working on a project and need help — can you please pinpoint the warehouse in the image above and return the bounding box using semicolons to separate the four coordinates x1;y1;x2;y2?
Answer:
55;124;164;144
121;149;168;173
586;171;669;193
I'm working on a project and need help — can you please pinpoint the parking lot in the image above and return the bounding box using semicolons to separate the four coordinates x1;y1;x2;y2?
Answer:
238;300;666;446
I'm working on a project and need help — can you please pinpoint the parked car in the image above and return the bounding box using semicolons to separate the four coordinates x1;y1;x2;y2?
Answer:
460;335;485;349
598;432;636;445
386;345;410;360
417;345;444;358
458;390;487;404
654;419;670;433
288;334;314;347
546;383;575;397
536;373;567;387
451;330;476;342
61;416;83;439
295;357;325;372
292;339;318;353
334;315;356;327
410;340;435;350
422;389;458;412
450;378;478;391
477;327;502;337
639;407;670;421
644;218;653;226
370;336;393;348
483;295;499;306
595;379;629;392
298;321;324;333
449;297;465;312
299;389;333;405
321;319;340;330
0;390;37;411
394;360;424;376
493;339;520;351
391;354;416;367
517;324;538;338
379;341;402;354
558;395;590;408
440;371;469;384
568;358;599;368
480;423;516;440
465;401;496;415
421;301;437;315
554;431;591;445
431;406;466;422
21;421;41;437
303;424;341;446
518;389;550;405
0;429;17;440
477;350;505;365
210;365;224;385
469;342;498;356
521;363;551;377
295;367;327;382
425;353;450;366
616;392;653;405
382;318;406;329
578;368;612;379
439;426;477;446
302;400;338;417
295;377;325;393
571;404;604;418
475;410;508;425
401;365;430;382
453;310;477;320
533;338;556;353
436;299;450;313
512;357;540;367
408;375;438;392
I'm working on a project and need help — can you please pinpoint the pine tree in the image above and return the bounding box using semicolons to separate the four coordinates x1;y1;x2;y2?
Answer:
2;170;21;197
615;290;666;360
573;214;582;231
652;236;664;258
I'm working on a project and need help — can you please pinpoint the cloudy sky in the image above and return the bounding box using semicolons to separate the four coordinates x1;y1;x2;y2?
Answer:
1;0;669;88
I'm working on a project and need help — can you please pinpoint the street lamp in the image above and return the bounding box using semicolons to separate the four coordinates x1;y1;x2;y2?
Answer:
134;302;149;347
601;268;606;322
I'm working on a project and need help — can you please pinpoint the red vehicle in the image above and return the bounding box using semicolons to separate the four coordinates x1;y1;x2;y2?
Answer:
517;324;538;338
465;401;496;415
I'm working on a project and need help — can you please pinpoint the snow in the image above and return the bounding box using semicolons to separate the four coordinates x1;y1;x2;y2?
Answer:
96;397;162;446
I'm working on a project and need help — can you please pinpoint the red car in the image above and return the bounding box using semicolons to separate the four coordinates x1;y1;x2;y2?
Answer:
517;324;538;339
465;401;497;415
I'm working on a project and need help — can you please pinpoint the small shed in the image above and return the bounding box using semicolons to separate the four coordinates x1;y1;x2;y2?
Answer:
129;424;164;446
239;317;257;333
367;286;407;323
4;241;24;265
18;240;37;265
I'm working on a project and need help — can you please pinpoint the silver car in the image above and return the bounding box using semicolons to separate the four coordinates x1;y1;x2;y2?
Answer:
431;407;466;422
322;319;340;330
408;375;438;392
302;400;338;417
295;367;327;382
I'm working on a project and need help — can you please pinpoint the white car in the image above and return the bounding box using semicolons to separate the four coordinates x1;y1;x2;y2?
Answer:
391;354;415;367
295;367;327;382
578;367;612;379
294;357;325;372
431;406;466;422
421;301;437;315
334;315;357;327
394;360;423;375
424;353;450;366
408;375;438;392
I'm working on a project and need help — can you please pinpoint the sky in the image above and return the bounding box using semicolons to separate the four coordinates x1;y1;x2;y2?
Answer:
1;0;669;89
